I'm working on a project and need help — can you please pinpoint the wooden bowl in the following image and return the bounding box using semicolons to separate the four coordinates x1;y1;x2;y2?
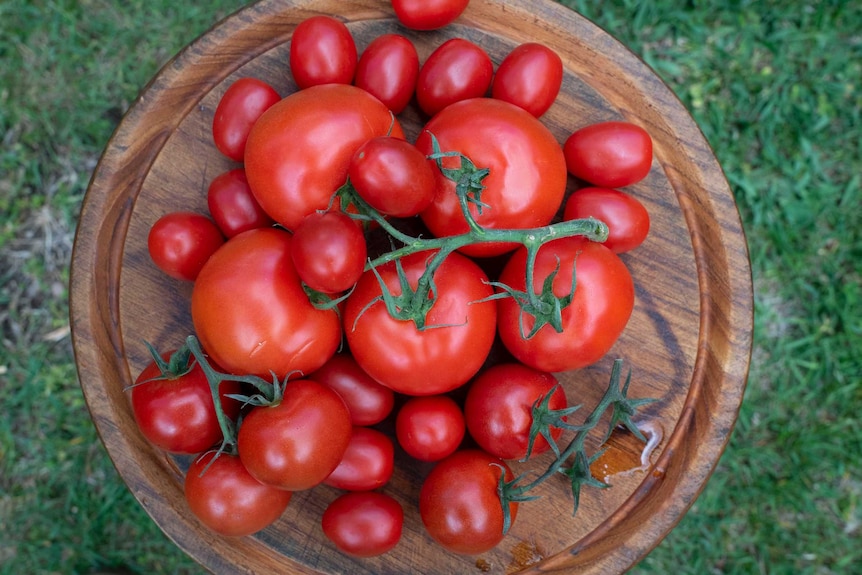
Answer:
70;0;753;573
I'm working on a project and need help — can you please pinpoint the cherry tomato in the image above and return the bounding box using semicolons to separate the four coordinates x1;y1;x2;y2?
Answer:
207;168;275;238
324;427;394;491
322;492;403;557
395;395;465;462
184;452;292;537
289;15;357;88
419;449;517;554
491;43;563;118
563;121;654;188
211;77;281;162
290;211;367;294
147;212;225;282
416;38;493;117
563;187;650;253
354;33;419;114
349;136;436;217
391;0;470;30
308;354;395;426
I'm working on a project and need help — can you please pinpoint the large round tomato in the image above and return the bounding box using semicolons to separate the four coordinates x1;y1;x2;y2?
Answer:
563;121;653;188
353;33;419;114
322;492;403;557
289;15;357;88
191;227;341;379
344;250;497;395
244;84;404;230
308;354;395;426
415;98;567;257
491;42;563;118
563;186;650;254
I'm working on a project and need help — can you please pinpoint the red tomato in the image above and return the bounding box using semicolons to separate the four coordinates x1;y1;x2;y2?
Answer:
354;33;419;114
563;187;650;253
308;354;395;426
395;395;465;462
147;212;225;282
244;84;404;230
563;121;654;188
322;492;403;557
207;168;275;238
191;228;341;379
344;250;497;395
464;363;565;460
415;98;567;257
290;211;367;294
491;43;563;117
416;39;493;117
237;379;352;491
349;136;436;217
211;77;281;162
496;236;634;373
289;15;357;88
184;452;292;537
324;427;394;491
391;0;470;30
419;449;517;554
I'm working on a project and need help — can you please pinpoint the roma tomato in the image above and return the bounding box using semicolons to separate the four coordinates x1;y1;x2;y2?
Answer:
496;236;634;373
237;379;352;491
322;492;403;557
244;84;404;230
147;212;225;282
344;250;497;396
419;449;517;555
416;38;493;117
415;98;567;257
324;427;394;491
191;228;341;379
308;354;395;426
563;121;653;188
289;15;357;88
212;77;281;162
391;0;470;30
354;33;419;114
184;452;292;537
491;43;563;118
207;168;275;238
563;187;650;253
395;395;465;462
290;210;367;294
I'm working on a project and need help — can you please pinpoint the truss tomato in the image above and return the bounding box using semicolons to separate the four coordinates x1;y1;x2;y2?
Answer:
354;33;419;114
563;186;650;253
212;77;281;162
322;492;403;557
290;15;357;88
290;210;367;294
416;38;493;117
491;42;563;118
563;121;653;188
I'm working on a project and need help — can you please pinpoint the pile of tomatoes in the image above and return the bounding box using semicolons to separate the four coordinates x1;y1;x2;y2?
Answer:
134;0;655;560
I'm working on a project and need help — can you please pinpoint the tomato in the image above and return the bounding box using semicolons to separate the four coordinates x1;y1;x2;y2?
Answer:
491;43;563;118
289;15;357;88
563;187;650;253
244;84;404;231
354;33;419;114
237;378;352;491
322;492;403;557
184;451;292;537
348;136;435;217
464;363;566;461
308;354;395;426
415;98;567;257
206;168;275;238
211;77;281;162
324;427;394;491
191;228;341;379
496;236;634;373
563;121;653;188
147;212;225;282
344;250;497;396
416;39;493;117
419;449;517;554
391;0;470;30
395;395;465;462
290;211;367;294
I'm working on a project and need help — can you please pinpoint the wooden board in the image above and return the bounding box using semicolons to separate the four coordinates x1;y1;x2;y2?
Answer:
69;0;753;573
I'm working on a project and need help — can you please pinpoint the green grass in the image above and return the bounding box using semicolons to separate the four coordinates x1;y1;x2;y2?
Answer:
1;0;860;573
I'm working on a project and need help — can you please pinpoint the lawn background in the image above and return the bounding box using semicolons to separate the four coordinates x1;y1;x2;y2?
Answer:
1;0;860;573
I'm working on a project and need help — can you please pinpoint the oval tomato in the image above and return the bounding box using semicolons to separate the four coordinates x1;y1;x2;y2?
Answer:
207;168;275;238
354;33;419;114
395;395;465;462
563;121;653;188
416;38;493;117
563;187;650;253
308;354;395;426
324;427;394;491
491;42;563;118
212;77;281;162
289;15;357;88
147;212;225;282
290;210;367;294
391;0;470;31
322;492;403;557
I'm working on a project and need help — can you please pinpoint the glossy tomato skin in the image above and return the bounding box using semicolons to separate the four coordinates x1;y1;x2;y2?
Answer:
497;236;635;373
324;427;394;491
492;43;563;118
212;77;281;162
563;121;653;188
464;363;565;460
322;492;403;557
563;187;650;253
290;210;367;294
395;395;465;462
191;228;341;379
237;379;352;491
415;98;567;257
391;0;470;30
184;452;292;537
416;39;493;117
308;354;395;426
344;250;497;396
244;84;404;230
289;15;357;88
419;449;517;554
147;212;225;282
207;168;275;238
354;33;419;114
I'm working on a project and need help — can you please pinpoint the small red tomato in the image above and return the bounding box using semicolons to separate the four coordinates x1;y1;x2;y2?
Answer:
290;15;357;88
395;395;465;462
212;77;281;162
391;0;470;31
416;38;493;117
309;354;395;426
147;212;225;282
207;168;275;238
354;34;419;114
322;492;403;557
492;43;563;117
290;210;367;294
563;121;654;188
563;187;650;253
324;427;394;491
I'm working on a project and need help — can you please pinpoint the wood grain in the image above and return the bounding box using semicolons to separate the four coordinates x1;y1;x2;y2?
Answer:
69;0;753;573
